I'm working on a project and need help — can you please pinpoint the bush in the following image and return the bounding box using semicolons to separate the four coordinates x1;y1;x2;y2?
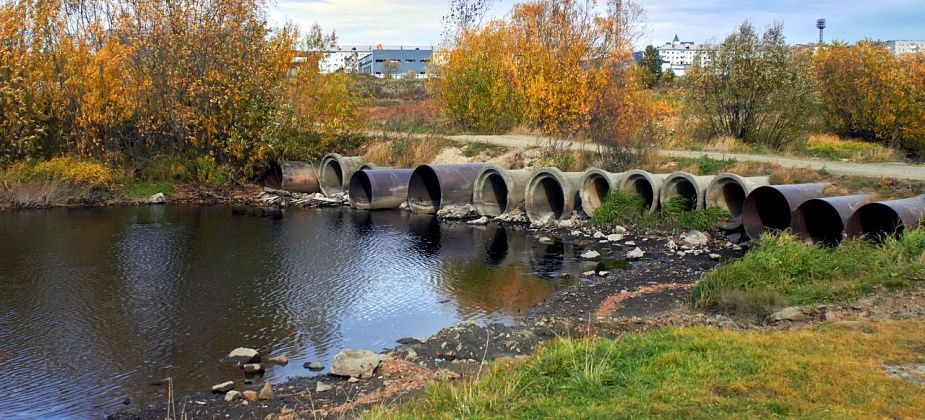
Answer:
192;156;229;186
2;156;116;187
591;191;730;231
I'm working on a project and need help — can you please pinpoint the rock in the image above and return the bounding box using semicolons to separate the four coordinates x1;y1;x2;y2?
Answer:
257;381;274;400
315;382;333;392
683;230;710;247
613;225;627;234
606;233;624;242
224;390;242;402
709;253;721;260
243;363;264;374
225;347;260;364
330;349;382;378
397;337;422;345
304;361;324;371
538;236;555;245
593;231;606;239
268;355;288;365
768;306;805;322
626;247;645;260
211;381;234;393
243;390;257;402
347;377;360;383
558;219;577;228
570;230;582;236
624;241;636;246
597;271;610;277
666;240;677;250
467;216;489;225
582;270;596;276
580;250;601;260
147;192;167;204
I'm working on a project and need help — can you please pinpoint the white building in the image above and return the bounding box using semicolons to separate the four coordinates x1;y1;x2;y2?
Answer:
656;35;705;76
885;40;925;55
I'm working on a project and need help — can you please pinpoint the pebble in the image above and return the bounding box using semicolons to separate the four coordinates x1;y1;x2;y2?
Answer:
305;361;325;371
580;250;601;260
243;363;263;374
224;390;242;402
538;237;555;245
242;390;257;402
626;247;645;260
613;225;627;234
315;382;333;392
347;377;360;383
224;347;259;364
624;241;636;246
597;271;610;277
582;270;596;276
709;253;721;260
211;381;234;393
593;231;606;239
268;355;288;365
606;233;624;242
257;381;274;400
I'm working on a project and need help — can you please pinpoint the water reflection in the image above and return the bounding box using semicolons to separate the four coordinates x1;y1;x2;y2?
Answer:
0;207;580;417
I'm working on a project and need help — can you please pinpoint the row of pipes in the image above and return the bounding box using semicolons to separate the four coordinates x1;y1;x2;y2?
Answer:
264;154;925;245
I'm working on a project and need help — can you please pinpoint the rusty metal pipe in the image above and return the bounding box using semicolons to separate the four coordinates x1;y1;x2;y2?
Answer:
525;167;585;223
660;172;715;211
742;183;828;239
348;169;414;210
580;169;624;215
791;194;871;246
407;164;487;214
263;161;321;193
618;170;668;213
472;164;533;217
846;195;925;241
705;173;770;217
319;153;371;196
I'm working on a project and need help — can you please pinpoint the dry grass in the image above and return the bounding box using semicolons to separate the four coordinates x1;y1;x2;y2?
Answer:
792;134;901;163
363;99;448;134
363;135;457;168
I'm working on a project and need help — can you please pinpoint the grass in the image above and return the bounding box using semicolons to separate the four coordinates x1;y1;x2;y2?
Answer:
590;191;730;232
461;141;508;158
692;231;925;318
363;135;456;168
792;134;900;163
371;321;925;418
125;181;176;198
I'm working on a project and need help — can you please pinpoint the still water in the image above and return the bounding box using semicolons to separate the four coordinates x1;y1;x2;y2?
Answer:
0;206;586;417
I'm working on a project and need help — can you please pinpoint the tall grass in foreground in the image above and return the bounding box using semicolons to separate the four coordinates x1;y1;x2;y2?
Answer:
369;321;925;418
692;231;925;317
590;191;730;232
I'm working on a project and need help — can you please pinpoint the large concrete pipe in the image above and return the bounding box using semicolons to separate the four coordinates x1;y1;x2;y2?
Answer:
580;169;624;216
407;164;487;214
263;161;320;193
319;153;371;196
660;172;715;211
618;170;667;213
705;173;770;218
846;195;925;241
524;167;585;223
348;168;414;210
472;164;533;217
791;194;871;246
742;183;828;239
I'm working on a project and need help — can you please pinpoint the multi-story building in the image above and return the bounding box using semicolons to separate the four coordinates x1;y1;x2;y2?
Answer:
357;47;433;78
885;40;925;55
656;35;704;76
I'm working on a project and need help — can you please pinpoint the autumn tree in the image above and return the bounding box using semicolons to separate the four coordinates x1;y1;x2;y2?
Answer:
638;45;663;88
683;22;815;149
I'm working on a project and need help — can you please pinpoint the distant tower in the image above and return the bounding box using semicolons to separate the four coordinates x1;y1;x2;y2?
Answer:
816;19;826;44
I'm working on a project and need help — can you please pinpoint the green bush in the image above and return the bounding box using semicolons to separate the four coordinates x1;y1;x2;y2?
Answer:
192;156;229;186
591;191;730;232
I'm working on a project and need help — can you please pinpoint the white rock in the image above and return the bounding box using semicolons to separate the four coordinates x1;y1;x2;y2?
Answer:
597;271;610;277
330;349;382;378
593;231;606;239
768;307;805;322
613;226;627;234
467;216;489;225
315;382;333;392
212;381;234;393
558;219;577;228
607;233;624;242
709;253;721;260
580;250;601;260
570;230;582;236
676;251;685;256
225;347;259;364
243;363;263;374
666;240;678;250
582;271;596;276
347;377;360;383
147;192;167;204
624;241;636;246
538;237;555;245
626;247;645;260
683;230;710;247
224;390;242;401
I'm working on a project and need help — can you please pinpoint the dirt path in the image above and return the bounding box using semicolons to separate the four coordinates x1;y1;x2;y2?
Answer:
438;133;925;181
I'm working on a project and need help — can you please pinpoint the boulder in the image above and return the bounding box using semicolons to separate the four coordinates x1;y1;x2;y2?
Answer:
224;390;242;402
211;381;234;393
683;230;710;247
243;363;263;374
147;192;167;205
315;382;333;392
626;247;645;260
257;381;274;400
768;306;805;323
224;347;259;364
580;250;601;260
330;349;382;379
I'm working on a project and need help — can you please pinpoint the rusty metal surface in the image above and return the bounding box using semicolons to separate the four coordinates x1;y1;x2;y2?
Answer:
846;194;925;240
348;169;414;210
580;169;624;215
319;153;368;196
279;161;320;193
407;164;488;214
742;183;828;239
791;194;870;245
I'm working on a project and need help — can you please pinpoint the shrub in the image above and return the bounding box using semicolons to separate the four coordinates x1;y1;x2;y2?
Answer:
5;156;116;187
192;156;229;186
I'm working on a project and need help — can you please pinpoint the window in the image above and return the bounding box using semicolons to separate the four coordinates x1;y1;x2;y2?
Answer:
375;59;384;63
406;59;416;63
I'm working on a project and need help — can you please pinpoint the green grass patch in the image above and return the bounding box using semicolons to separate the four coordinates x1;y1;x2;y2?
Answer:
124;181;175;198
372;321;925;418
692;231;925;318
590;191;730;232
792;135;899;162
461;141;508;158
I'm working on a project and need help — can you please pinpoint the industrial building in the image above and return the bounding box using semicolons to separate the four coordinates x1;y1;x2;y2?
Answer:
885;40;925;55
357;48;433;78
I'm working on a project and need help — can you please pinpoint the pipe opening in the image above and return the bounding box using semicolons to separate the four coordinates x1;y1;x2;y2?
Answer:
478;173;509;216
665;178;698;210
348;171;373;208
585;175;610;213
530;176;566;221
744;188;792;235
263;161;283;189
795;201;846;246
408;166;442;213
851;204;903;242
714;182;746;216
321;159;344;194
624;177;654;209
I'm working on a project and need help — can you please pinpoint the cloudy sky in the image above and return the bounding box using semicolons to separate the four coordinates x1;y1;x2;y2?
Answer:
269;0;925;49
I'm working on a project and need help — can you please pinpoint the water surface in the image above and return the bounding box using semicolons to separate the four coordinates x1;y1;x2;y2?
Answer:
0;206;585;417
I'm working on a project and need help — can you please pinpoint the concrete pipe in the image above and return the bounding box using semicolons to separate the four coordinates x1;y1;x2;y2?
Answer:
660;172;715;211
348;168;414;210
742;183;828;239
472;164;533;217
524;167;585;223
705;173;770;218
618;170;667;213
846;195;925;241
407;164;487;214
263;161;320;193
791;194;871;246
580;169;624;216
319;153;370;196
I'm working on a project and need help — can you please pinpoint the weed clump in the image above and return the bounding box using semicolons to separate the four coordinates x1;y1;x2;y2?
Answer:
591;190;730;232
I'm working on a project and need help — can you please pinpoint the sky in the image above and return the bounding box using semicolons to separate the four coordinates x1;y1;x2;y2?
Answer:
269;0;925;49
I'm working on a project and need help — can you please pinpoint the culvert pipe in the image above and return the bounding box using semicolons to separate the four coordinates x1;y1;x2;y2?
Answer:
705;173;770;218
846;195;925;241
524;167;585;223
263;161;320;193
348;169;414;210
618;170;668;213
659;172;715;211
742;183;828;239
319;153;372;196
580;169;624;216
791;194;871;246
472;164;533;217
407;164;487;214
